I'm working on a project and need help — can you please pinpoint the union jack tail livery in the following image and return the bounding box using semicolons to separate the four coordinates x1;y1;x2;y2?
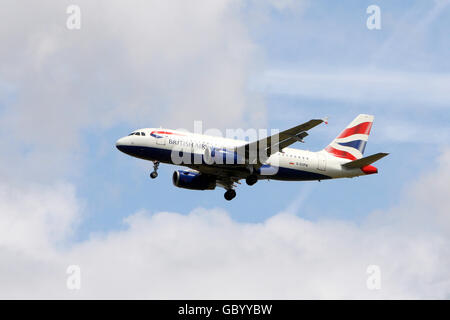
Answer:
324;114;374;161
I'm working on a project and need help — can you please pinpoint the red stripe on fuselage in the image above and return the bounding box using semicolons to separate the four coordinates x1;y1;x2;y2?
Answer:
325;146;357;160
150;131;184;136
337;122;373;139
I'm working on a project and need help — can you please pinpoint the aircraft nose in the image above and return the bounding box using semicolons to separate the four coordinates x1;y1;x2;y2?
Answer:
116;137;126;152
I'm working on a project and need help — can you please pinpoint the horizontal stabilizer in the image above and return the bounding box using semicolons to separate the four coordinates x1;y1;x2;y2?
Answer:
342;152;389;169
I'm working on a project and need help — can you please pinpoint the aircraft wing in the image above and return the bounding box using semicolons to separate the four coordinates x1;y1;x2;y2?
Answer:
236;118;325;164
185;165;244;190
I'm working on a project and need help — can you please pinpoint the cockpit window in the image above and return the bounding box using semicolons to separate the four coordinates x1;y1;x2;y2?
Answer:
128;131;145;136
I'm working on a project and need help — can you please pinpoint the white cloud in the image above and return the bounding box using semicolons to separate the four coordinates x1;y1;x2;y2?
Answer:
0;182;80;251
255;69;450;107
371;0;450;66
0;182;81;298
1;150;450;299
0;0;265;164
378;120;450;144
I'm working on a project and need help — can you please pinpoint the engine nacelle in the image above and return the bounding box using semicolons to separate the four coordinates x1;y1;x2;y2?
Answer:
203;147;245;165
172;170;216;190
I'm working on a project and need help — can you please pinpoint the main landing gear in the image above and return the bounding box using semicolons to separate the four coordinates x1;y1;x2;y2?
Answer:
224;174;257;200
245;174;258;186
150;161;159;179
224;189;236;201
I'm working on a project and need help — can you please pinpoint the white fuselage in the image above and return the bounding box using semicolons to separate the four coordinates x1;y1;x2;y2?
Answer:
116;128;367;181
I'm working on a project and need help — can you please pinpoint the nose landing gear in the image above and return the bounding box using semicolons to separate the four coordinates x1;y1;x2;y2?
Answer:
150;161;160;179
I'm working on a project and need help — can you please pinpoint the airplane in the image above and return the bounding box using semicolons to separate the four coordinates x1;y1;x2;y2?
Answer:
116;114;388;200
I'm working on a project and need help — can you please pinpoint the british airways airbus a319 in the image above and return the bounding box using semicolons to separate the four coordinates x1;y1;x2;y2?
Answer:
116;114;388;200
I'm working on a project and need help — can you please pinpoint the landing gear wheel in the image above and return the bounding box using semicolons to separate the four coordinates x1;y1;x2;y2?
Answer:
246;175;258;186
150;161;160;179
224;189;236;201
150;172;158;179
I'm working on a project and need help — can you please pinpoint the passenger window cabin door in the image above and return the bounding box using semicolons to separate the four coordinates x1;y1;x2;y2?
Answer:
156;135;166;145
317;153;327;171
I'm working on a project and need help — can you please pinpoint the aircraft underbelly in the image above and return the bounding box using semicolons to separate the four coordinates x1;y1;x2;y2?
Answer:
259;165;331;181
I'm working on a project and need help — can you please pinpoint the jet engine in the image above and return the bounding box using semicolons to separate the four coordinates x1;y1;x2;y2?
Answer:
172;170;216;190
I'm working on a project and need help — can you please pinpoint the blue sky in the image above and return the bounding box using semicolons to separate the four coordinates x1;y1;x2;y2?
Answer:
1;0;450;298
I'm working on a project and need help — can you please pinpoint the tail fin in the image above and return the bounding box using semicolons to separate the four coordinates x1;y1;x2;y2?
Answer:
324;114;374;160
